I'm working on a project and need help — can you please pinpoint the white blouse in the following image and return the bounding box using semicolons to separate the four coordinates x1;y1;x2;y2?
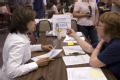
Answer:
2;33;42;79
74;1;98;26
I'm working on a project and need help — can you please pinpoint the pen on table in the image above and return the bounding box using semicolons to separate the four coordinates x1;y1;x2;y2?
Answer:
69;52;86;56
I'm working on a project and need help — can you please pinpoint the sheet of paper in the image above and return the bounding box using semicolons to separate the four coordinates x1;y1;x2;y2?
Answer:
67;67;107;80
46;31;54;36
63;54;90;66
63;45;85;55
63;32;85;43
52;14;71;36
31;49;62;62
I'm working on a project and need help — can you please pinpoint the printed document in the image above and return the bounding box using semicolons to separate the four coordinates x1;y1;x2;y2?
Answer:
67;67;107;80
63;32;85;43
63;45;85;55
63;54;90;66
52;14;71;36
31;49;62;62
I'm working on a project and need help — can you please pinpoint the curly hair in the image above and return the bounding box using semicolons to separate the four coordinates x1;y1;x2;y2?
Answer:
99;12;120;39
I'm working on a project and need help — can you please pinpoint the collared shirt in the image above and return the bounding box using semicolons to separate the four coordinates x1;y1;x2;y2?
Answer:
2;33;42;79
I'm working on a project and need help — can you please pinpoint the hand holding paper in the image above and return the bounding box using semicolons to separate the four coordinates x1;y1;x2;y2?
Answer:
36;57;50;67
41;45;53;51
31;48;62;62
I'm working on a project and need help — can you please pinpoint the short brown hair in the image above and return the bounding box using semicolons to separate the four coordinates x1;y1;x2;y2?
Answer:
9;6;36;33
99;12;120;39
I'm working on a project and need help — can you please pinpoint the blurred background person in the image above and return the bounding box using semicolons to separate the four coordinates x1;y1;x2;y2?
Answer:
33;0;47;19
111;0;120;14
73;0;99;44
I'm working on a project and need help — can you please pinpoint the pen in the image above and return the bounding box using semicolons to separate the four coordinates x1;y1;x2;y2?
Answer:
69;52;86;56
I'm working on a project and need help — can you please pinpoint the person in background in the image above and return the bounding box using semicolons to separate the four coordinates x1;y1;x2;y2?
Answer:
0;5;10;14
73;0;99;44
33;0;47;19
2;6;53;80
96;0;100;3
67;12;120;79
111;0;120;14
46;1;59;14
97;0;112;15
46;1;59;18
7;0;33;11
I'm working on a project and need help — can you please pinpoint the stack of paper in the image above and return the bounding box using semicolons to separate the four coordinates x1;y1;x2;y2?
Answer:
52;14;71;36
31;49;62;62
67;67;107;80
63;32;85;43
63;45;85;55
63;54;90;66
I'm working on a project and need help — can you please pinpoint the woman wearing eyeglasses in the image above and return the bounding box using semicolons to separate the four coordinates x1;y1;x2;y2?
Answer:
73;0;99;44
67;12;120;79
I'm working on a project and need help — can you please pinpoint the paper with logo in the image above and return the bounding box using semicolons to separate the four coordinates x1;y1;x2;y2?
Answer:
52;14;71;37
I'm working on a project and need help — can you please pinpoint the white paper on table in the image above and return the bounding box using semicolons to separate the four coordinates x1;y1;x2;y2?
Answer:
63;32;85;43
31;49;62;62
63;45;85;55
67;67;107;80
46;31;54;36
63;54;90;66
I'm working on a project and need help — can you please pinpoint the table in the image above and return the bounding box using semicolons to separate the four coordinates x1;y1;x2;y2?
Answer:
17;35;117;80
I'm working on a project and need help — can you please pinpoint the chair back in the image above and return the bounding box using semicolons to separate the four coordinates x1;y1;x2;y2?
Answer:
38;20;51;32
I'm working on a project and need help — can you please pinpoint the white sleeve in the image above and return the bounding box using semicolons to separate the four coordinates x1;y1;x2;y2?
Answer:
30;44;42;51
7;42;38;78
95;3;98;10
43;0;47;6
73;2;81;12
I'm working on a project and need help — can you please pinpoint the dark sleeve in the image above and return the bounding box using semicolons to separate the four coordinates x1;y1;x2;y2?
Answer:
97;43;120;65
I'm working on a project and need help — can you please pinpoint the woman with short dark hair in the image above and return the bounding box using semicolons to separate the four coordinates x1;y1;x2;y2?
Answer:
2;6;53;79
67;12;120;79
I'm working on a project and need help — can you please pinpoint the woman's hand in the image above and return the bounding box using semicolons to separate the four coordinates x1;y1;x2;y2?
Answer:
36;57;51;67
96;39;105;50
41;45;53;51
67;29;77;38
